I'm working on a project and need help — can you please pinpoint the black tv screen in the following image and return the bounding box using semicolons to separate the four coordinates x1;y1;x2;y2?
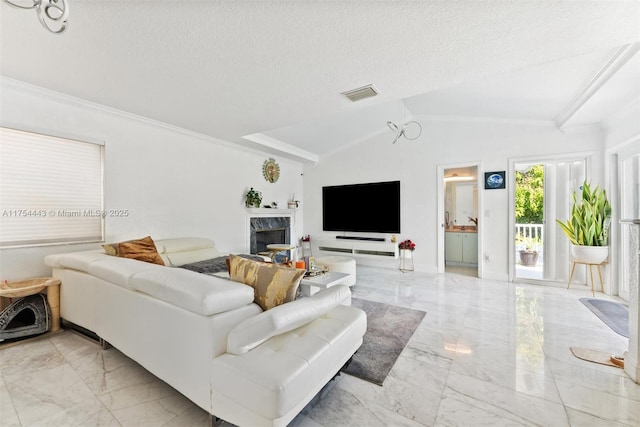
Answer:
322;181;400;233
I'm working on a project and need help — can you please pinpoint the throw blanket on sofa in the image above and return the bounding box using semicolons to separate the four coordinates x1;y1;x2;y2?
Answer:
180;254;265;276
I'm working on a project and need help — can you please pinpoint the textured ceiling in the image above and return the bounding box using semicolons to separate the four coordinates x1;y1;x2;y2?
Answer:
1;1;639;162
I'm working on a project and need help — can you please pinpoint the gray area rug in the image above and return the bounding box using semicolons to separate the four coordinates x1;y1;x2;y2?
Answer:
579;298;629;338
342;298;426;386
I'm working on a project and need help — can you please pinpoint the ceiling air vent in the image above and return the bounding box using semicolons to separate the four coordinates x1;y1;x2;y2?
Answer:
341;84;379;102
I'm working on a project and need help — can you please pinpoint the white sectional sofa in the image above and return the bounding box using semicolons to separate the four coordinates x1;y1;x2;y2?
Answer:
44;238;366;427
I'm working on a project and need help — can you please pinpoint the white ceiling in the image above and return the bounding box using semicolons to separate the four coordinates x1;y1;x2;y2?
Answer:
1;1;639;163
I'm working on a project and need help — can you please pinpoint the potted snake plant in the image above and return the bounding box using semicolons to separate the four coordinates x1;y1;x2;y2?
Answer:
556;181;611;264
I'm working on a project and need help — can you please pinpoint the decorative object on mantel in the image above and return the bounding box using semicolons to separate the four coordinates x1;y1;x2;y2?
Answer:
2;0;68;34
398;239;415;272
244;187;262;208
288;194;300;209
262;158;280;183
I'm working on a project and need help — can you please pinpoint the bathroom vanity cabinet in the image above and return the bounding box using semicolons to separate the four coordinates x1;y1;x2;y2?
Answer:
445;231;478;265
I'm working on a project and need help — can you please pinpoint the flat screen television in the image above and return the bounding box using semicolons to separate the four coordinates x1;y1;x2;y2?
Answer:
322;180;400;233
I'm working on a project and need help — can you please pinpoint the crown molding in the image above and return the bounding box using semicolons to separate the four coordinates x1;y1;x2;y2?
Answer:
0;76;302;162
555;42;640;129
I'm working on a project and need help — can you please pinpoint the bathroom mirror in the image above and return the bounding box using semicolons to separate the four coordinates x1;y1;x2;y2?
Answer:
454;183;478;225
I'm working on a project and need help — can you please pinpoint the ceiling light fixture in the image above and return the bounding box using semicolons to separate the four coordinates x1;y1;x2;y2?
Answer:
387;120;422;144
443;174;474;182
3;0;68;34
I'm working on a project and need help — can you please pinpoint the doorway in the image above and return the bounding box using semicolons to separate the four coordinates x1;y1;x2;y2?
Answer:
616;141;640;301
510;157;588;283
438;165;480;277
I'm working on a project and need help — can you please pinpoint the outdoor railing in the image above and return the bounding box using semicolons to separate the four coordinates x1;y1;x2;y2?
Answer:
515;223;544;246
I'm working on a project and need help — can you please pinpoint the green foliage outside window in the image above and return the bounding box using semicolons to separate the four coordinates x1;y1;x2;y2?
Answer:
515;164;544;224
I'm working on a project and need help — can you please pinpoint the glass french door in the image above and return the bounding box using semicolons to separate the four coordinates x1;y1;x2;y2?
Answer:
513;158;586;283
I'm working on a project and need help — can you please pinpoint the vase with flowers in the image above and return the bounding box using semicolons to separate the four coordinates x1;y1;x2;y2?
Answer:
398;239;415;272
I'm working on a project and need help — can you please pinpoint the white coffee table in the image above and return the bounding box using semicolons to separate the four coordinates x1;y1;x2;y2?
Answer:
299;271;351;297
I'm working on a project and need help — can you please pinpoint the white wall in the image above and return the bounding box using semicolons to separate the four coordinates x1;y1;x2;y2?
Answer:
303;119;604;279
604;99;640;151
0;79;304;280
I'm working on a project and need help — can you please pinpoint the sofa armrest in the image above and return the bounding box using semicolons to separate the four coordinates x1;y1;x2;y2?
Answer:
226;285;351;355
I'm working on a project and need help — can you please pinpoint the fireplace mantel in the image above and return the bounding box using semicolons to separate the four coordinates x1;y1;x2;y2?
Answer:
245;208;295;216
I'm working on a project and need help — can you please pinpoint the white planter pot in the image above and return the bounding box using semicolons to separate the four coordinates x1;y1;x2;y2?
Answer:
570;245;609;264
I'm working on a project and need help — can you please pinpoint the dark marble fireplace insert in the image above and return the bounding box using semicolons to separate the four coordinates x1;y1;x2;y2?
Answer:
249;216;291;255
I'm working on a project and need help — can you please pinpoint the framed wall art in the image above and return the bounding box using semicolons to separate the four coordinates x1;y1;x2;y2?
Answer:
484;171;506;190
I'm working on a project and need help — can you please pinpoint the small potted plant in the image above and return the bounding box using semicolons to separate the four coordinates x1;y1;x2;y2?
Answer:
245;187;262;208
556;181;611;264
517;235;540;267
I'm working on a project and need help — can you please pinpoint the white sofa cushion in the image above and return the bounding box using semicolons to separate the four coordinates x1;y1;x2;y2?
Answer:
155;238;220;266
130;268;255;316
211;304;366;421
227;285;351;355
167;248;220;267
54;252;112;272
155;237;216;254
88;257;167;289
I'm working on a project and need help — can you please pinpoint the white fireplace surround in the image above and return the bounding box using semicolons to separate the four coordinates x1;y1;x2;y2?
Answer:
621;219;640;384
246;208;295;254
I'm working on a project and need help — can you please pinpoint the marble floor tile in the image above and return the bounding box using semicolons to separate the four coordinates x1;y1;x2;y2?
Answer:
305;382;424;427
555;379;640;426
0;375;20;427
1;265;639;426
443;371;570;426
110;393;194;426
3;363;100;426
564;407;631;427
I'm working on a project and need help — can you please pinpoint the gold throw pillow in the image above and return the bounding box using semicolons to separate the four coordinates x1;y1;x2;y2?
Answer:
102;236;165;266
228;255;304;311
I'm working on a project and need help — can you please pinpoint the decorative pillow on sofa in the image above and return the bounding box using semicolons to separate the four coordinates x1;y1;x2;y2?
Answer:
228;255;304;311
102;236;165;266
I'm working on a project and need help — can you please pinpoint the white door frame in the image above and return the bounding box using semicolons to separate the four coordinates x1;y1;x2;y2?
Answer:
437;161;483;278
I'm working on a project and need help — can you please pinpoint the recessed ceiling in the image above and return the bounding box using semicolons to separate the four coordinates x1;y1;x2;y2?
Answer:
1;1;638;162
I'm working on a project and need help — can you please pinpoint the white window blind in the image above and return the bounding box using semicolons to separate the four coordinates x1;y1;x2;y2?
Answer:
0;127;104;248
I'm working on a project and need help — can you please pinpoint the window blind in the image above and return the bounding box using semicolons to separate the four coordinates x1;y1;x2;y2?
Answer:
0;127;104;248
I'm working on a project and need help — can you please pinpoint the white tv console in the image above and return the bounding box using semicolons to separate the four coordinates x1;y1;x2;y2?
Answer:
317;238;398;259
